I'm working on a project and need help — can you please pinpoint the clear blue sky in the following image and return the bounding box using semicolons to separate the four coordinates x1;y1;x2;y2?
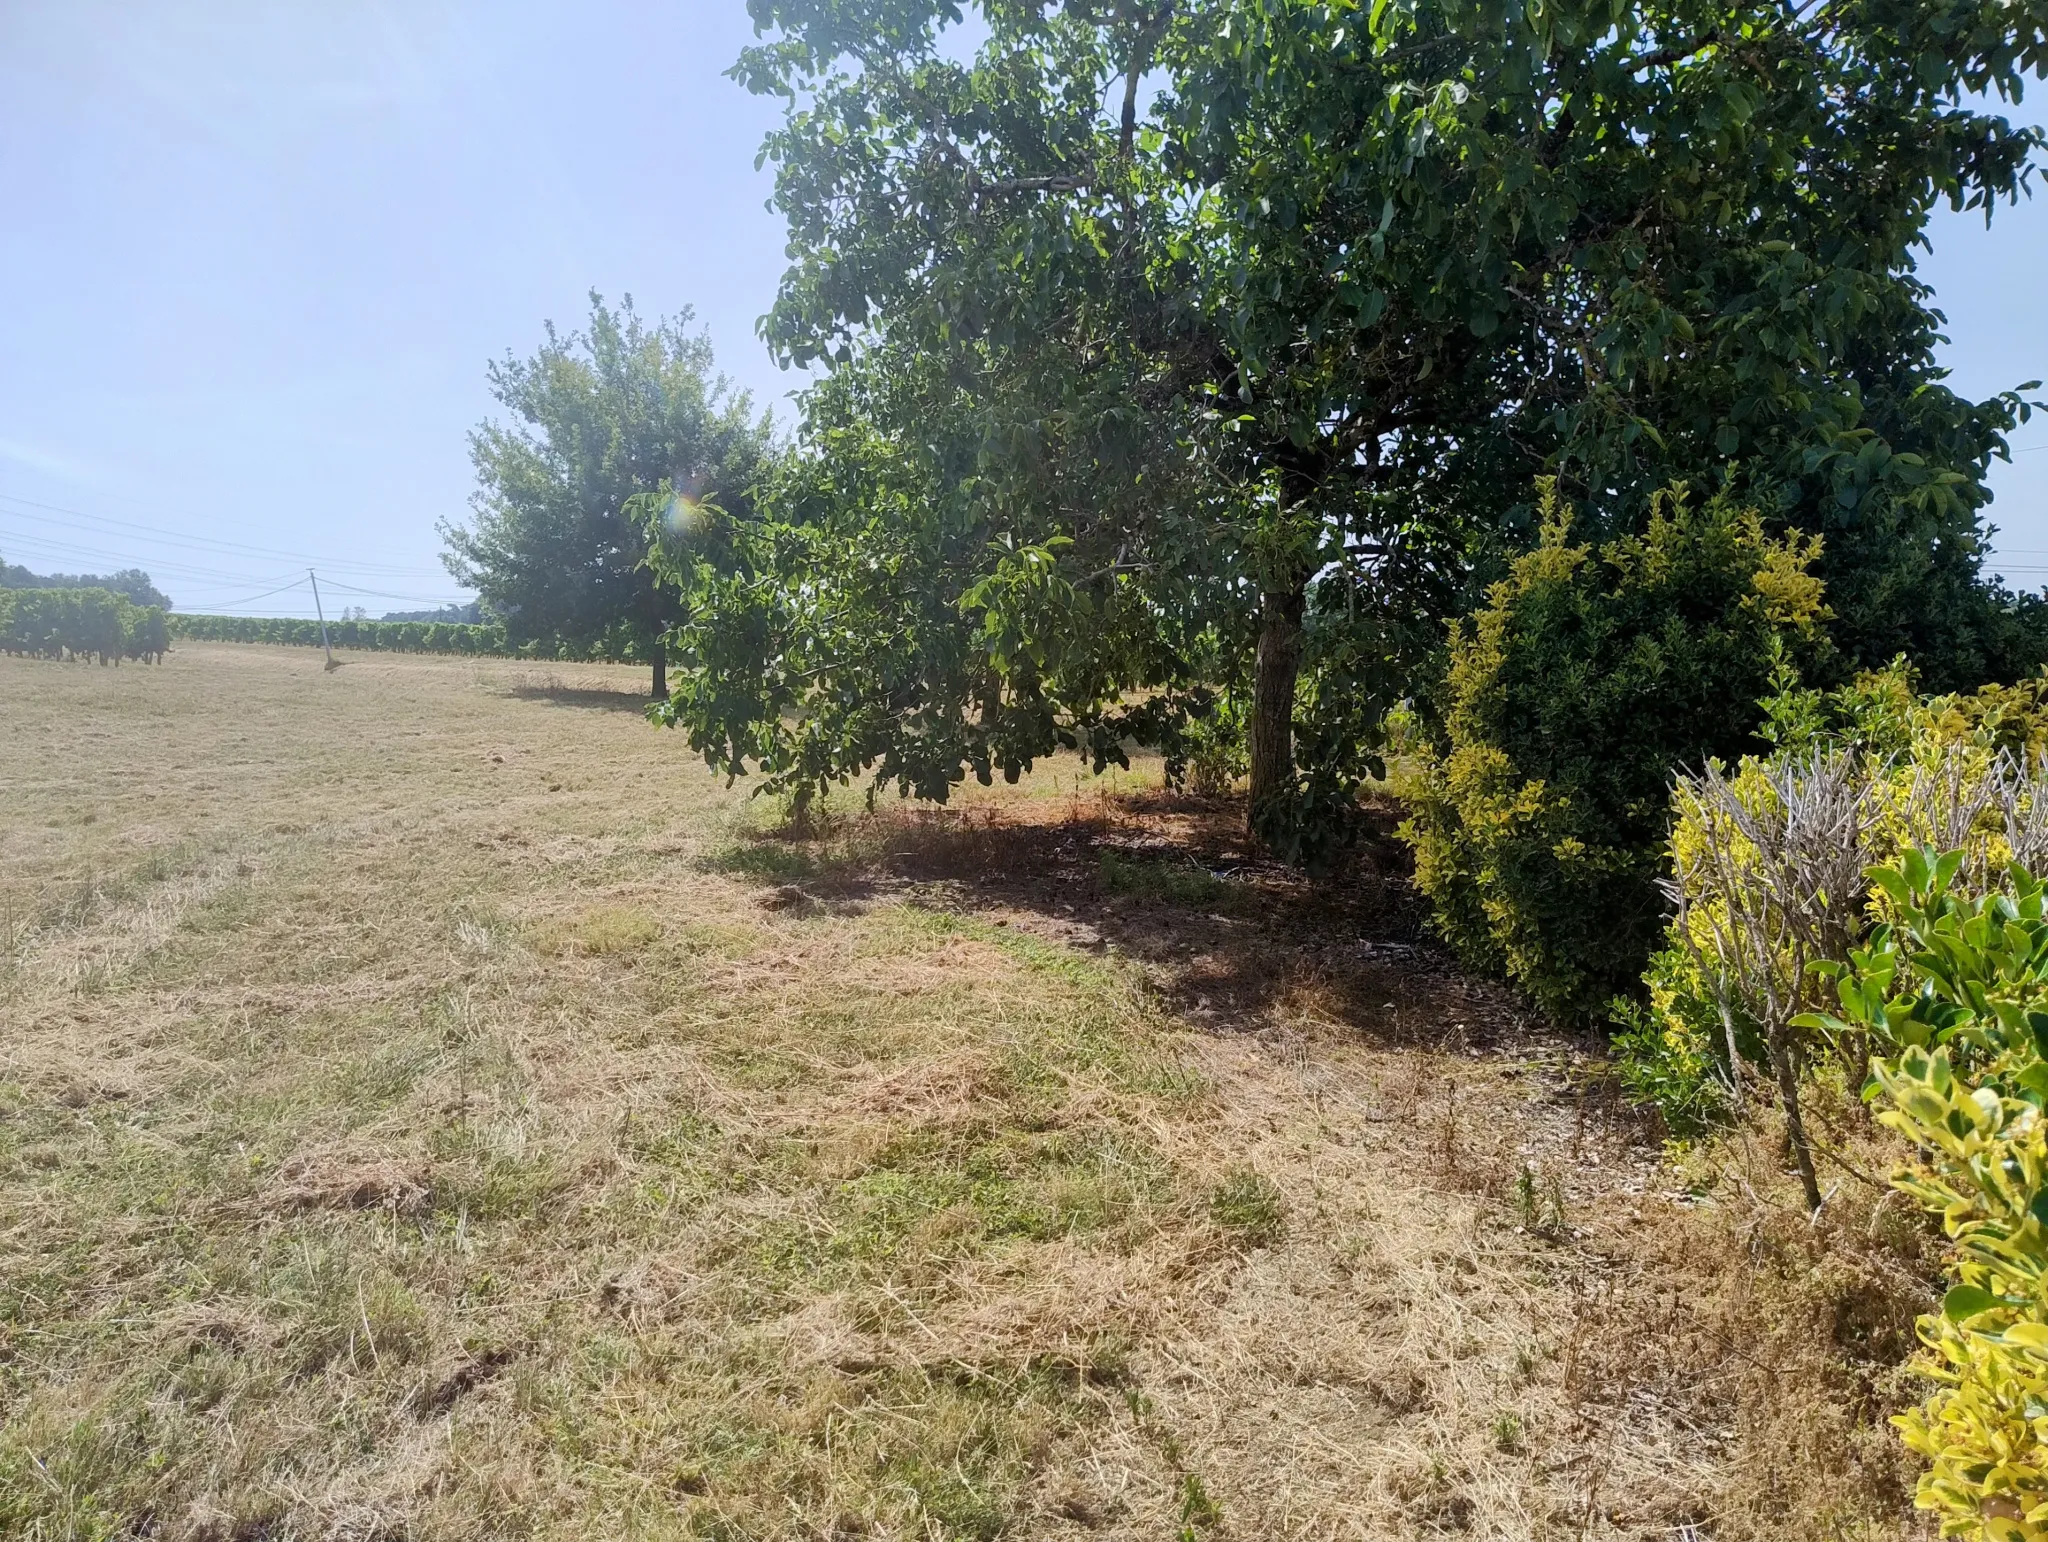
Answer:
1;1;2044;617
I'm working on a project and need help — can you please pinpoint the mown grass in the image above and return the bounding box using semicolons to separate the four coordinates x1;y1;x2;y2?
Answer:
0;644;1935;1540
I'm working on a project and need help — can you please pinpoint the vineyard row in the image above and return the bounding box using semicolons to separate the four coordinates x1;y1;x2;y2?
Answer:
1;588;170;664
164;613;642;661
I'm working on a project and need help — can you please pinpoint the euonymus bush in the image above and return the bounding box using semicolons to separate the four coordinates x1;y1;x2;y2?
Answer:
1401;482;1826;1023
1813;853;2048;1538
1631;672;2048;1530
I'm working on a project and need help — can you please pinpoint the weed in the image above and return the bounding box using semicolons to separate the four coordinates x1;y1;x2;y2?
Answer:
1511;1161;1568;1239
1178;1472;1223;1537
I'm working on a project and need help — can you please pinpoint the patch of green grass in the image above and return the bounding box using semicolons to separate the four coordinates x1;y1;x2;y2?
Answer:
621;1109;723;1168
34;838;221;934
428;1119;571;1221
702;841;818;881
552;1356;1093;1541
674;918;767;958
179;875;266;936
328;1028;442;1117
758;1125;1172;1291
532;903;663;956
1099;850;1234;910
0;1213;447;1541
1207;1167;1286;1248
0;1411;167;1542
268;1230;429;1371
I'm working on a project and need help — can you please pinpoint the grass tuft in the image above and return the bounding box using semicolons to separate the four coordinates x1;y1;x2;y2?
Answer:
1206;1167;1286;1247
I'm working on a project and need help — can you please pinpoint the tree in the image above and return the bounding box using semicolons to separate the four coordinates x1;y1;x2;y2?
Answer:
442;293;774;696
642;331;1229;810
0;556;170;611
687;0;2048;839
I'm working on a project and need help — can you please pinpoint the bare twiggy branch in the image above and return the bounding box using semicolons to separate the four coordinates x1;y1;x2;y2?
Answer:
1664;752;1878;1211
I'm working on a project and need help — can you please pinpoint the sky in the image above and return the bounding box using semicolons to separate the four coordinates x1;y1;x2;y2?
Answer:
0;1;2045;618
0;0;794;618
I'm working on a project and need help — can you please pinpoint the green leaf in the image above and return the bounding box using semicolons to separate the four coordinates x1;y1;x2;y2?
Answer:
2029;1186;2048;1229
1944;1284;1997;1323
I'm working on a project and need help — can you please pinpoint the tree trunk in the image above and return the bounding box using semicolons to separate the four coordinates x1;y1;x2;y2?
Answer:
650;650;667;700
1247;581;1306;836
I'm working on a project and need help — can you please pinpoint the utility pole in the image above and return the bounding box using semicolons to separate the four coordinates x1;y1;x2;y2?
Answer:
309;568;337;671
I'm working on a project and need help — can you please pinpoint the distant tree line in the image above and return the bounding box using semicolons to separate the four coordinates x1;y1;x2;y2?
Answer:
1;555;170;611
1;588;169;663
378;601;484;624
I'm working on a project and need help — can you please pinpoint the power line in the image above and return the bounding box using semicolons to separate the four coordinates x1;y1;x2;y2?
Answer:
0;489;455;578
0;488;452;573
0;528;309;589
199;576;316;609
315;578;472;606
0;521;469;611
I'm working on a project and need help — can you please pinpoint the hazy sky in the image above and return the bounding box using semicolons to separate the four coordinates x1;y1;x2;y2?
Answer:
2;1;2045;617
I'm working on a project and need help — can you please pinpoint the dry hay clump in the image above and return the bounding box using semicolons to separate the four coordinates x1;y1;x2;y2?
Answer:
264;1143;434;1216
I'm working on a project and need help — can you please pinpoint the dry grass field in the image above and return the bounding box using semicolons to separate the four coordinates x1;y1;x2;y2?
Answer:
1;643;1940;1540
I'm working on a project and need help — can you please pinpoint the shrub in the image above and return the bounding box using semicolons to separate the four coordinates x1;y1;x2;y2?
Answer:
1816;852;2048;1538
1400;480;1826;1023
1610;978;1733;1143
1625;666;2048;1144
1179;693;1247;799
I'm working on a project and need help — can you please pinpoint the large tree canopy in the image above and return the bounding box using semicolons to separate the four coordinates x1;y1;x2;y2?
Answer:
1;558;171;611
665;0;2048;837
444;292;774;695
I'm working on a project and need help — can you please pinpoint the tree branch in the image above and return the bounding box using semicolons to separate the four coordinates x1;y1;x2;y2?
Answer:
1621;29;1720;73
976;174;1097;198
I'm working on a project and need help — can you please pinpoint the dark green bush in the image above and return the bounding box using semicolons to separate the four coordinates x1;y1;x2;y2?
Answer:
0;588;169;664
1400;482;1827;1023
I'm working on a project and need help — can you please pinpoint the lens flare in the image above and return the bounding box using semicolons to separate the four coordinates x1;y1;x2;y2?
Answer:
663;492;708;539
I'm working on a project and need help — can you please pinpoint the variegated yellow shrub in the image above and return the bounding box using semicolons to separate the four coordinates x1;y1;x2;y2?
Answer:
1402;480;1828;1023
1825;852;2048;1539
1879;1046;2048;1540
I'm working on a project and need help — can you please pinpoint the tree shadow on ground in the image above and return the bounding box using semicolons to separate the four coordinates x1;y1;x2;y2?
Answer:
704;786;1531;1051
506;683;656;714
